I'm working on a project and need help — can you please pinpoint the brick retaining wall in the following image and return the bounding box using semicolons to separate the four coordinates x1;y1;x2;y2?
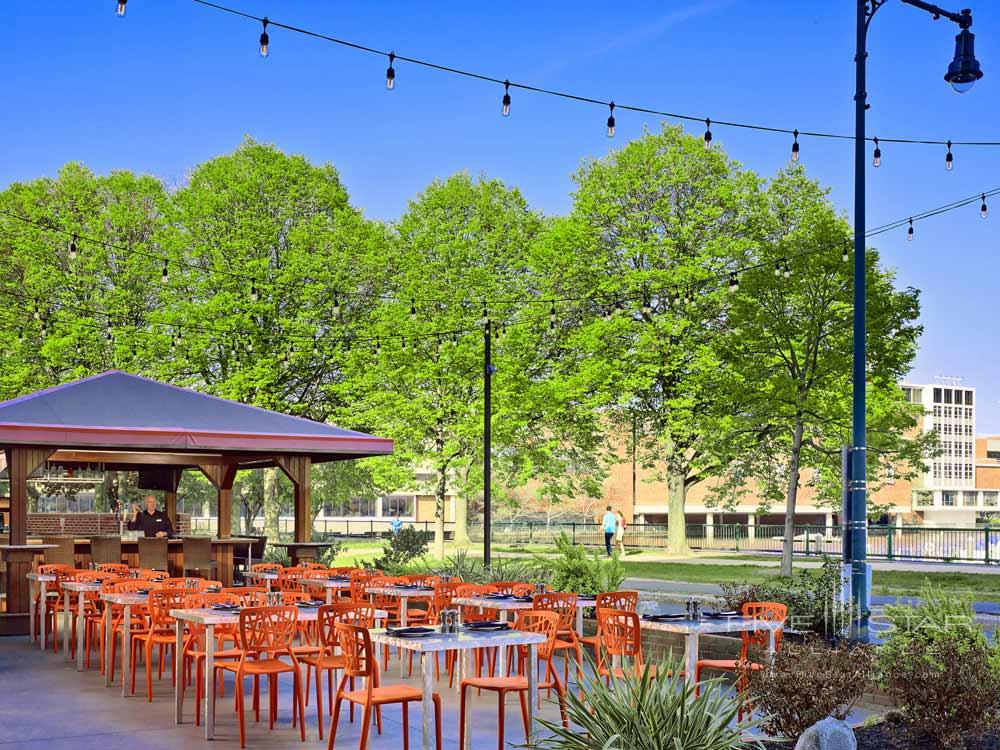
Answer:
26;512;191;536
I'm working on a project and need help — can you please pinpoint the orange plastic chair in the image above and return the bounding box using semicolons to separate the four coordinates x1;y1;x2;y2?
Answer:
133;568;168;582
458;610;567;750
695;601;786;719
279;567;309;593
83;575;124;670
326;621;442;750
348;571;376;603
96;563;131;577
213;606;307;748
299;603;378;739
299;562;327;570
33;563;73;638
580;591;638;659
531;593;583;688
102;579;155;680
130;588;188;701
596;609;674;684
223;586;268;607
251;562;282;573
47;569;100;654
179;592;246;726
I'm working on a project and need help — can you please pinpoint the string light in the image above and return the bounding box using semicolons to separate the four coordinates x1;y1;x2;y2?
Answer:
872;137;881;168
68;235;77;261
410;299;417;320
549;301;556;329
386;52;396;90
259;18;269;58
115;0;127;19
161;260;169;284
333;292;341;318
842;242;850;263
784;260;792;279
502;80;511;117
33;304;40;320
728;272;739;293
774;261;782;278
945;140;954;171
312;335;319;356
791;129;800;162
401;336;407;351
250;282;259;303
481;302;489;326
907;218;914;241
105;321;113;341
640;293;652;315
704;118;713;150
606;102;616;138
981;194;988;219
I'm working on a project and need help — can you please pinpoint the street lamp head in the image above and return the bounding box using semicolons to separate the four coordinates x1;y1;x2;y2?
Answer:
945;28;983;93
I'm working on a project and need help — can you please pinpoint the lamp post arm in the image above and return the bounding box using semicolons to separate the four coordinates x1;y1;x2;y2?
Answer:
900;0;973;28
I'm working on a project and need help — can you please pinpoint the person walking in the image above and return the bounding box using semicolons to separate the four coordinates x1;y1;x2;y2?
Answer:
615;510;627;555
601;506;618;557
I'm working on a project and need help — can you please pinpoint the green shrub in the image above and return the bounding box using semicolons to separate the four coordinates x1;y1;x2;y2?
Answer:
317;539;345;567
878;582;1000;748
414;550;549;585
372;526;429;573
533;653;760;750
537;532;625;596
262;545;290;567
744;636;875;739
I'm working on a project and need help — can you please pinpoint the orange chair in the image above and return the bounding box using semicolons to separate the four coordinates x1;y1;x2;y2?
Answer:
83;575;125;670
458;610;567;750
163;577;209;591
406;582;462;678
223;586;268;607
299;562;327;570
133;568;168;582
47;569;99;654
531;593;583;688
596;609;672;684
96;563;131;577
279;567;309;593
130;588;188;701
326;621;442;750
299;603;378;739
33;563;73;640
213;606;307;748
102;579;155;681
66;570;119;663
694;601;786;719
348;571;376;603
180;592;246;726
252;563;282;572
580;591;638;659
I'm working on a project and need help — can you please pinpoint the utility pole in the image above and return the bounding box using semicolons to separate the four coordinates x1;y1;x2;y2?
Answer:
483;319;493;567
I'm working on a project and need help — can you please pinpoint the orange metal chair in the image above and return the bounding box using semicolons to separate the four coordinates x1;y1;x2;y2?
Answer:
179;592;246;726
213;606;307;748
299;603;378;739
251;562;282;573
133;568;168;582
130;588;188;701
580;591;638;659
299;562;327;570
348;571;376;603
47;569;99;654
694;601;786;719
223;586;268;606
458;610;567;750
83;575;124;670
326;621;442;750
96;563;131;577
102;579;155;680
531;593;583;688
596;609;673;684
279;567;309;593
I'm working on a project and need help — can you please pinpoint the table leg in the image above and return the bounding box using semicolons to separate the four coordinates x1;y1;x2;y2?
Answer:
576;606;584;636
421;648;434;750
39;581;47;651
175;619;185;724
63;589;71;660
399;597;409;677
767;629;777;660
121;604;132;698
76;591;86;671
326;586;332;606
28;577;37;644
685;633;699;686
204;624;215;740
498;610;509;676
526;643;538;747
104;605;113;687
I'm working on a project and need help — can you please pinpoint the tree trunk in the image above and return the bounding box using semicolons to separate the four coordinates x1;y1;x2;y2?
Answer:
781;416;805;576
433;469;447;560
453;493;470;548
263;467;280;541
666;472;690;555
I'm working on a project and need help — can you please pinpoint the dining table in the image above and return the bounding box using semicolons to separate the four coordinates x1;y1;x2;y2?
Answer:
452;594;596;635
637;614;784;682
299;576;351;604
368;624;547;750
101;590;150;696
24;571;56;651
365;585;436;675
60;579;102;670
242;569;277;590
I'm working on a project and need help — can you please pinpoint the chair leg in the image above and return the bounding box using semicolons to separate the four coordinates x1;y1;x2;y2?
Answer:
458;685;469;750
235;672;246;749
402;701;409;750
315;666;325;740
359;703;373;750
295;669;306;741
327;694;344;750
268;674;276;730
519;690;530;738
497;688;506;750
146;641;154;701
433;694;442;750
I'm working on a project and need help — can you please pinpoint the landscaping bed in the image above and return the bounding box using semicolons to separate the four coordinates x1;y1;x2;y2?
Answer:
760;724;1000;749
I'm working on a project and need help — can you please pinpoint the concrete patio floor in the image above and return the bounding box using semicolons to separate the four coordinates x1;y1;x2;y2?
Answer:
0;636;572;749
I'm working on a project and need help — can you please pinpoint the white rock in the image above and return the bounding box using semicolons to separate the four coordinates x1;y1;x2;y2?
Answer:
794;718;857;750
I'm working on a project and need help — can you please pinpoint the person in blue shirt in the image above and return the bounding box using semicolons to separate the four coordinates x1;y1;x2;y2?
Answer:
601;505;618;557
390;515;403;535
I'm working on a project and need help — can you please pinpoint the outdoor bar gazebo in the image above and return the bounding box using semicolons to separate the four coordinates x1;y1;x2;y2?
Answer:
0;370;393;635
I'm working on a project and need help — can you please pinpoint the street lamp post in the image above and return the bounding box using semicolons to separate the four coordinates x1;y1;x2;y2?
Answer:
849;0;982;640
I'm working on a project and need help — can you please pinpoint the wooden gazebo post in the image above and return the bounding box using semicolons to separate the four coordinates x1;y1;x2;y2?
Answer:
275;455;314;565
197;462;237;584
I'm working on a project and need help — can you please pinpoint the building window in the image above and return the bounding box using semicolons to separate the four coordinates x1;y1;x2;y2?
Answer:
932;463;942;480
966;391;974;406
885;465;896;484
966;407;974;419
942;491;956;506
944;464;954;480
934;387;943;403
933;405;942;417
984;492;998;507
915;491;934;507
988;451;1000;461
966;464;974;480
383;495;415;518
944;389;953;404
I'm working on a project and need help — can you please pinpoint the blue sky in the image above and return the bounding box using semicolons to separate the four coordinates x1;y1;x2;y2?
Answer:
8;1;1000;429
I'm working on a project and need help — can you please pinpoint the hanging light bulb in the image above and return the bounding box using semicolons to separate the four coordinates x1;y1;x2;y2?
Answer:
481;302;489;326
33;304;40;320
76;340;82;357
791;129;800;162
981;194;988;219
105;320;113;341
842;242;850;263
161;260;169;284
549;301;557;329
774;261;782;277
69;235;78;261
641;293;652;316
704;118;713;150
312;335;319;356
410;299;417;320
606;102;616;138
502;80;511;117
728;272;739;294
171;334;177;355
401;336;407;352
451;332;458;346
603;302;615;321
907;218;914;241
386;52;396;90
282;347;290;364
945;140;954;171
671;290;683;307
783;260;791;279
250;282;259;303
40;317;48;336
872;137;881;168
333;291;341;318
259;18;270;58
373;338;381;356
115;0;127;18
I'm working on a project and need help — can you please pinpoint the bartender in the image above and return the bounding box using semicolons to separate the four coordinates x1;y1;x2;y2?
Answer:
127;495;175;538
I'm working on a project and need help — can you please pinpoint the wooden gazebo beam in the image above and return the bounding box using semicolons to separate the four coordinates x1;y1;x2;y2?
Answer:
275;455;312;543
197;462;238;539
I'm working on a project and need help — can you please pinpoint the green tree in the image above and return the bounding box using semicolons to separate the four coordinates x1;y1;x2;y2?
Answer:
533;125;764;554
712;167;931;575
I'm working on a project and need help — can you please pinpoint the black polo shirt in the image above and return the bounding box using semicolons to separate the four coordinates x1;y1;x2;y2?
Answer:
127;509;175;537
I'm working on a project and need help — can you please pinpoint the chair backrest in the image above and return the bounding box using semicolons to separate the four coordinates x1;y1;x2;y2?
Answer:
328;566;359;576
304;569;334;579
147;589;187;630
38;563;73;577
368;576;407;608
531;592;578;631
96;563;130;576
316;603;377;648
595;591;638;612
163;577;207;591
181;537;213;572
111;579;154;594
429;582;461;619
509;583;534;597
334;621;377;680
454;583;500;621
597;609;644;667
491;581;524;595
741;601;787;655
251;562;281;573
299;562;327;570
278;567;308;591
42;536;76;567
349;571;375;601
513;609;560;662
134;568;167;581
400;574;439;587
183;592;240;609
90;536;123;565
238;606;298;655
137;537;169;571
223;586;268;607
